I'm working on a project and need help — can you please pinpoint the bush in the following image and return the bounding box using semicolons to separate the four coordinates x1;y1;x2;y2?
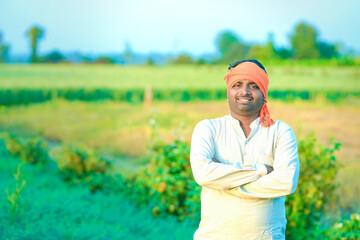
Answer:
285;133;341;239
55;144;110;181
128;118;201;220
20;137;51;165
0;132;22;157
325;213;360;239
0;133;50;165
129;124;344;237
133;138;201;220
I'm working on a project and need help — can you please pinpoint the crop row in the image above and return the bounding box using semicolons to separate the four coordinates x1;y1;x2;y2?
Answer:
1;88;359;105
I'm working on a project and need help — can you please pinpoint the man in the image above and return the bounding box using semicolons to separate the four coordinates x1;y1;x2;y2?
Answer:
190;59;300;239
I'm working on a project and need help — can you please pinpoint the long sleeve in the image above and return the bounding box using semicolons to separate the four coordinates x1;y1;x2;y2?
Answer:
190;120;267;190
225;127;300;199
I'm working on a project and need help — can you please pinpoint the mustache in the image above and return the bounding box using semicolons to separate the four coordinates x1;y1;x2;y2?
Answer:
235;95;253;100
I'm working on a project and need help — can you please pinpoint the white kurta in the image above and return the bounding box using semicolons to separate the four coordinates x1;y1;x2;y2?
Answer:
190;115;300;240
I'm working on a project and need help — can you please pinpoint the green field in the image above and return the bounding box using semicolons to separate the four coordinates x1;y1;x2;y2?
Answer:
0;99;359;211
1;64;360;91
0;155;197;239
0;64;359;238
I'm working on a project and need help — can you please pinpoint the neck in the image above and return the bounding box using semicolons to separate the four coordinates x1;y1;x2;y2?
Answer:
230;111;259;126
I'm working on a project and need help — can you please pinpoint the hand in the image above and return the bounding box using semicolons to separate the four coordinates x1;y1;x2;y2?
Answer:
265;165;274;174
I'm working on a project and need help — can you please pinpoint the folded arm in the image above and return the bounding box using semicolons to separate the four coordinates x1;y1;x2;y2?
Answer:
225;128;300;199
190;120;268;190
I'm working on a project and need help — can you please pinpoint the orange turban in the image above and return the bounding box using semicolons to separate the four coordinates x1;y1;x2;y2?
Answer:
223;62;274;127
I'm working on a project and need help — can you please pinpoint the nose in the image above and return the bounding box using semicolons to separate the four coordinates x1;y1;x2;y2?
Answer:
238;84;251;95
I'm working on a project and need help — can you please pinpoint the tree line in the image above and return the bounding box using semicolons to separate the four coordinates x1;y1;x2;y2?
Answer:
216;21;341;64
0;21;357;64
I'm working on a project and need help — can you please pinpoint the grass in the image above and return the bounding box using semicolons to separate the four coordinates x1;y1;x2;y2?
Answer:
0;63;359;213
0;99;359;211
0;99;358;161
0;154;197;239
1;64;360;91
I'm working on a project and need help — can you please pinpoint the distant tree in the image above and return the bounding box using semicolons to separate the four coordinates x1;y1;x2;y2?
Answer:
195;57;207;65
172;54;194;64
215;30;250;63
247;45;266;60
0;31;10;63
317;41;339;59
145;57;155;66
263;33;278;59
247;33;278;61
94;56;115;64
42;50;65;63
124;42;133;62
82;56;93;64
276;48;293;59
26;25;45;63
290;21;320;59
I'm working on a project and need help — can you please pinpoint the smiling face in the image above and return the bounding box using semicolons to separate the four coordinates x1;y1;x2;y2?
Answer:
228;80;264;119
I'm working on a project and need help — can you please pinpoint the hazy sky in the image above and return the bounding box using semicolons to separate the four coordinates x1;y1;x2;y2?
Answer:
1;0;359;56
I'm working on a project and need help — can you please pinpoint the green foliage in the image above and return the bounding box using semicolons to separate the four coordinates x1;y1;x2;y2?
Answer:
0;31;10;63
20;137;51;164
1;88;359;106
129;118;201;220
129;123;345;239
248;44;276;61
0;156;197;239
285;133;341;239
25;25;45;63
275;47;293;59
41;50;65;63
290;21;320;59
0;132;22;157
171;54;195;65
247;33;278;60
5;162;26;222
325;213;360;239
94;56;116;64
0;132;50;165
317;41;339;59
146;57;155;65
137;139;201;219
289;21;339;60
55;144;110;181
215;30;250;63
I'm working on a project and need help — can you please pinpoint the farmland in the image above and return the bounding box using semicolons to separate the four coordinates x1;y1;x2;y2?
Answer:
0;64;360;238
1;64;360;91
0;155;197;239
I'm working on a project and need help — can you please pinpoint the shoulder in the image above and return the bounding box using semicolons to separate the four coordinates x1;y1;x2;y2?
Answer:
270;120;297;144
272;120;293;133
193;116;228;135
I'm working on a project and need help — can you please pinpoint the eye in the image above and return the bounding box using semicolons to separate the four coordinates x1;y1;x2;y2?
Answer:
250;84;259;89
233;83;241;88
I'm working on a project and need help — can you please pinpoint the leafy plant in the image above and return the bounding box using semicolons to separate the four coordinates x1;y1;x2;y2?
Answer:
5;162;26;222
0;155;197;240
55;144;110;181
20;137;51;165
129;117;201;220
324;213;360;239
0;133;50;165
285;133;341;239
0;132;22;157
